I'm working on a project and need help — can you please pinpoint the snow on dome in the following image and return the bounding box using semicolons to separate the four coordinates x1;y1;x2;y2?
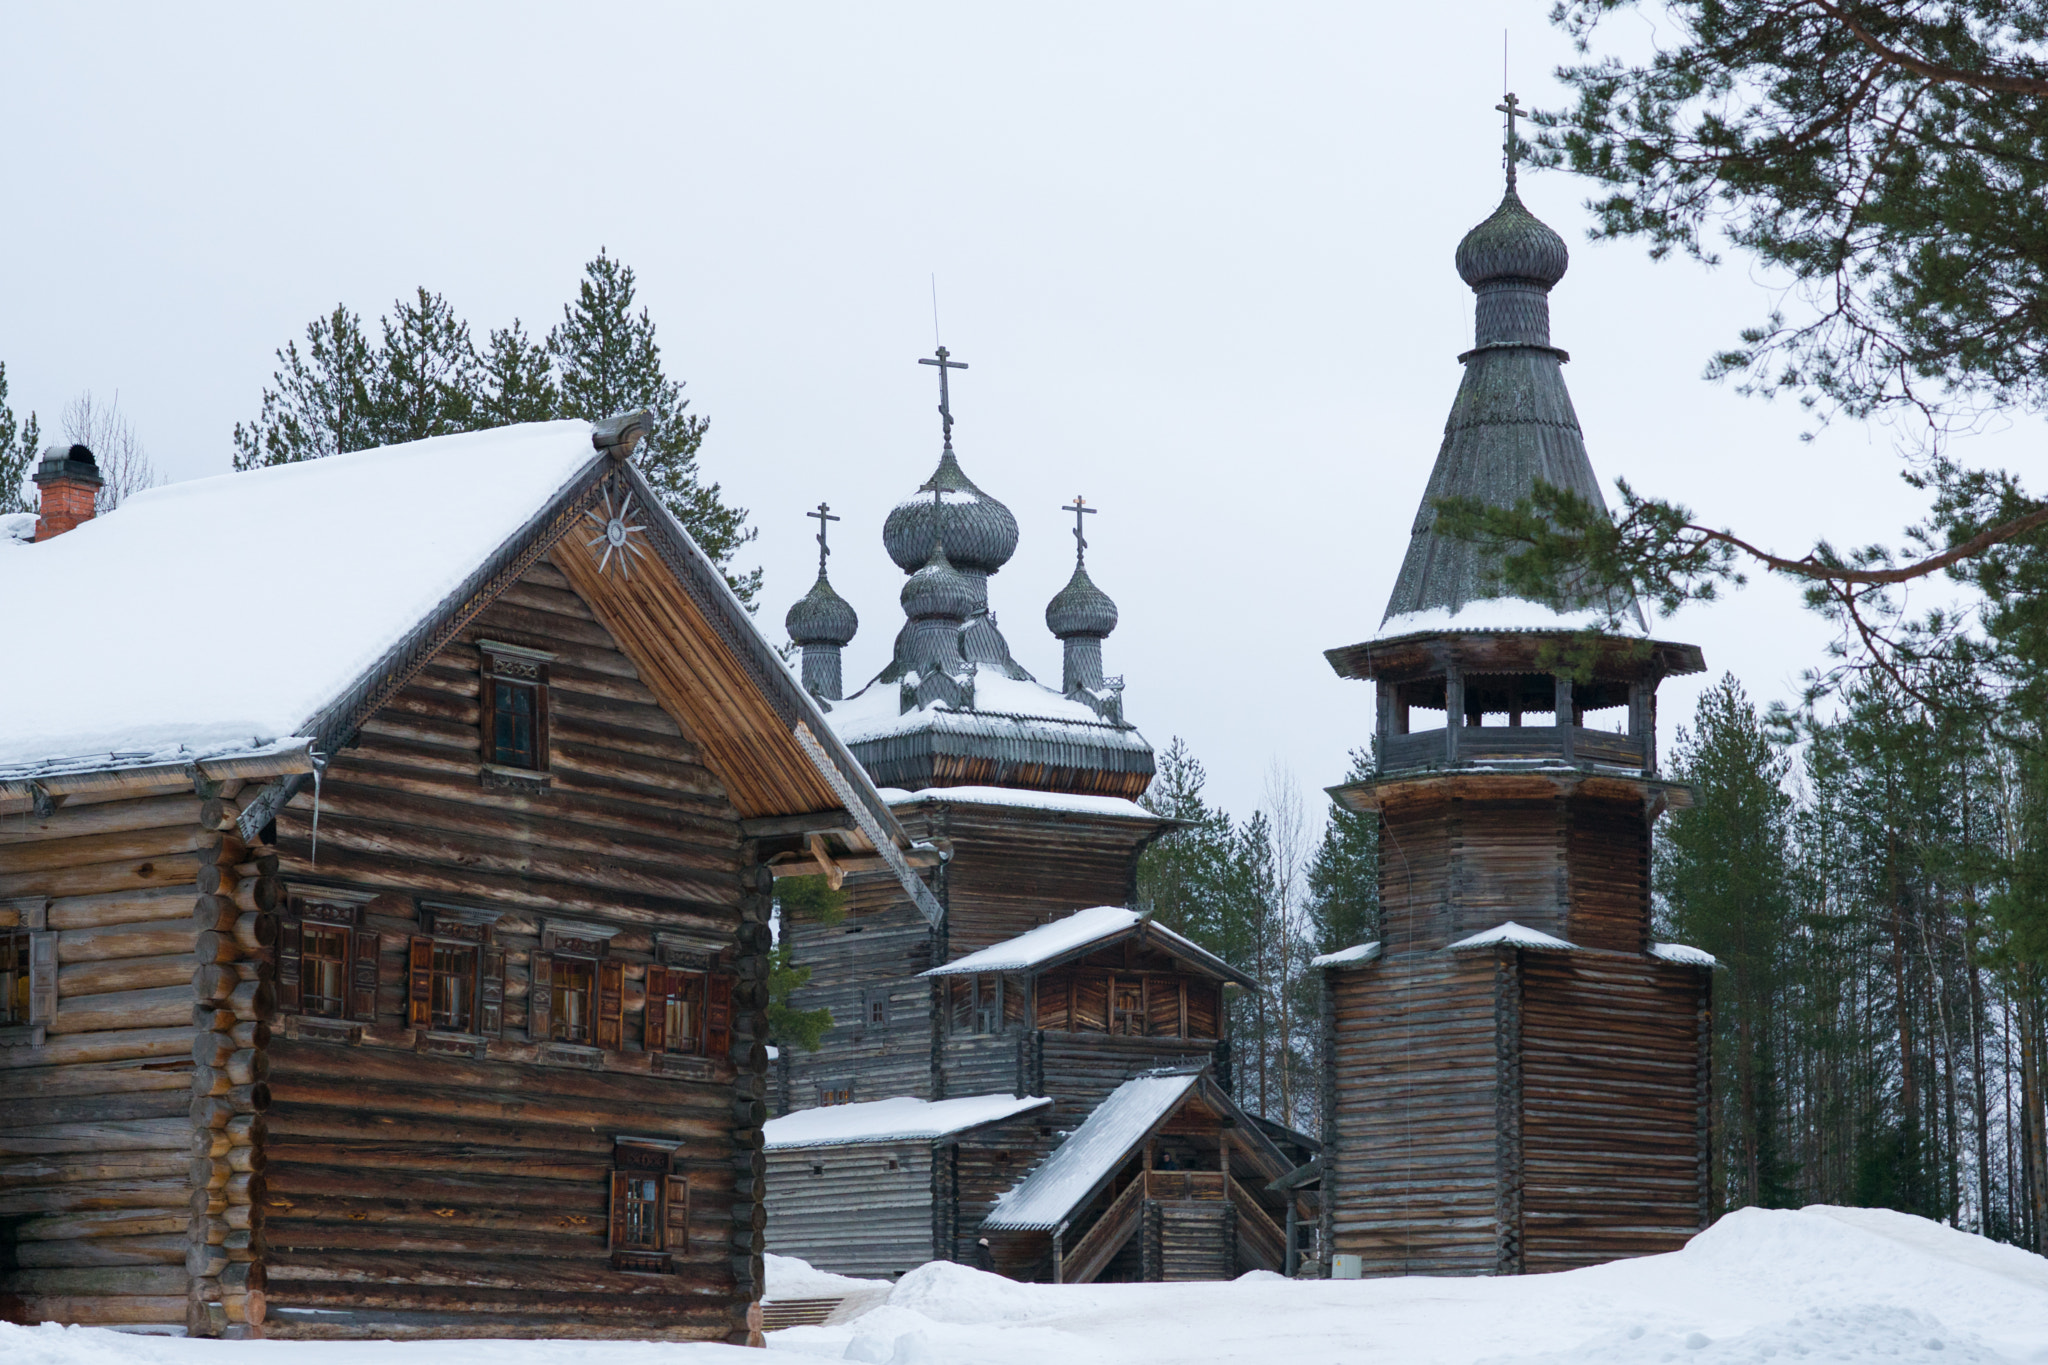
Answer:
983;1071;1202;1230
763;1093;1050;1149
0;421;601;774
882;448;1019;575
1311;941;1381;969
1447;921;1578;952
786;572;858;646
1653;942;1721;968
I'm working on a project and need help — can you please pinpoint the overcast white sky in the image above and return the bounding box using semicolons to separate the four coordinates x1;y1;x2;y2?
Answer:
3;4;2035;821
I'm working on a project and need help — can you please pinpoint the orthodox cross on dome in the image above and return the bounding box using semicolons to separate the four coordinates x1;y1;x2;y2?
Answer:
1063;495;1096;561
1496;91;1524;189
806;500;840;577
918;345;969;447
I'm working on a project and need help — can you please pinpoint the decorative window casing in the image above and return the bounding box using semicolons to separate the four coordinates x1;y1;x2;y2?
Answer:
531;922;623;1050
644;966;732;1060
817;1081;855;1106
1;905;54;1045
277;891;381;1024
409;904;506;1038
861;988;890;1028
608;1140;689;1273
478;640;554;781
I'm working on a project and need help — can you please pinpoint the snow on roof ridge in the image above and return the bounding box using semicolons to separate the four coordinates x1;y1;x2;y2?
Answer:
1652;941;1720;967
1447;921;1578;952
1378;595;1649;640
922;905;1142;977
877;784;1159;820
1311;940;1381;969
763;1093;1051;1149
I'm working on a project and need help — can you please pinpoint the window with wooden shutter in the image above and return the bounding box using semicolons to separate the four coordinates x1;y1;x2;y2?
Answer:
608;1142;676;1273
552;954;596;1044
665;1173;690;1252
479;948;505;1037
27;932;54;1032
349;929;381;1024
704;972;733;1061
274;920;303;1014
302;926;350;1017
595;959;625;1051
526;951;552;1042
1;932;28;1026
407;937;434;1027
642;965;669;1053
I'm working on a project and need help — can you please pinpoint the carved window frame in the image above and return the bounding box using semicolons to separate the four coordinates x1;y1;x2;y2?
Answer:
478;639;555;786
410;903;506;1041
0;898;53;1046
532;920;623;1052
277;886;380;1028
608;1138;688;1274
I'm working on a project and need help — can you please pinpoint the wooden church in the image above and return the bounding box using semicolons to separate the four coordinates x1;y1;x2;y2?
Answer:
0;416;941;1340
1311;126;1717;1277
760;357;1307;1282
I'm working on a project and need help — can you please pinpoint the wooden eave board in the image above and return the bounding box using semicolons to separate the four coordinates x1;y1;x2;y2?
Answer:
1330;768;1690;814
1324;633;1706;683
551;530;839;822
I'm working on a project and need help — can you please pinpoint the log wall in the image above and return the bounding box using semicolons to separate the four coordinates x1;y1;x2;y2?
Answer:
762;1142;930;1278
0;784;207;1333
777;878;934;1115
1563;798;1652;954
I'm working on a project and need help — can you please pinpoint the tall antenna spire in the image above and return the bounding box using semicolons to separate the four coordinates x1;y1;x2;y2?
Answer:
918;346;969;449
806;500;839;578
1496;91;1524;191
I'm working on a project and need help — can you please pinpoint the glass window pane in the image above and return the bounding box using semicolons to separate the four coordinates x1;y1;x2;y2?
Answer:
432;944;477;1032
553;956;594;1043
493;680;537;769
303;927;349;1019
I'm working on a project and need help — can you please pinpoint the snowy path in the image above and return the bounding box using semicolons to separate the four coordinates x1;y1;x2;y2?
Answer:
6;1208;2045;1365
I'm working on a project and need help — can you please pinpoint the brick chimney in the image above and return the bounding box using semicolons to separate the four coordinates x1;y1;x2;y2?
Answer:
33;444;102;541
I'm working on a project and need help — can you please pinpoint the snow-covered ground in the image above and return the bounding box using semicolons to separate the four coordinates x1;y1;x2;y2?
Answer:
4;1207;2045;1365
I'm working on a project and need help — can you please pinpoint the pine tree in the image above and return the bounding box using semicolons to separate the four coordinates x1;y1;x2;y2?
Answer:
1306;747;1379;954
0;361;40;516
477;321;558;427
1659;674;1797;1211
1136;737;1236;948
548;249;758;607
231;306;380;470
372;288;479;445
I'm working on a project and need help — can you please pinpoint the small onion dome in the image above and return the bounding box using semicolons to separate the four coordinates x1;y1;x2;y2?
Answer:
901;544;978;621
1454;188;1568;290
882;448;1020;575
1045;560;1118;639
786;573;858;646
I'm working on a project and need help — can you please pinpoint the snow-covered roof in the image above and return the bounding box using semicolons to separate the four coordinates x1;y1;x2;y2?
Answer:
826;670;1116;744
878;784;1159;822
1652;942;1720;968
0;422;601;777
1447;921;1578;952
1311;941;1382;969
763;1094;1051;1150
0;512;32;548
982;1071;1203;1230
921;905;1251;986
1379;596;1648;640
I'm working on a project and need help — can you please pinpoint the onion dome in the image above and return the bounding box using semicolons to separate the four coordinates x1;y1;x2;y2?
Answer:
1454;188;1568;290
882;448;1019;575
786;573;858;647
1046;561;1118;640
901;542;977;622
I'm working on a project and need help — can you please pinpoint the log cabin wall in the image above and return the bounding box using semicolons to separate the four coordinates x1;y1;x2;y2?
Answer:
251;556;769;1342
763;1141;931;1279
0;782;212;1333
1375;803;1454;954
1324;951;1502;1276
942;1114;1062;1268
1563;798;1653;954
778;878;934;1115
1517;953;1711;1270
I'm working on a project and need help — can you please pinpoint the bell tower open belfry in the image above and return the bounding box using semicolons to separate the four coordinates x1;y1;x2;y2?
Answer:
1313;98;1717;1277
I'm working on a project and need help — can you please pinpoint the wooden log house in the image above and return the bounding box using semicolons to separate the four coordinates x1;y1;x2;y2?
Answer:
1312;147;1718;1277
0;417;940;1339
759;360;1314;1281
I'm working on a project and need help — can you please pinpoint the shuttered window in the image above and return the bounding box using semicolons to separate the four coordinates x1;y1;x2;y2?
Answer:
646;967;708;1054
302;927;350;1018
479;643;552;774
406;912;504;1039
1;932;28;1026
278;897;380;1025
552;955;596;1044
608;1142;684;1273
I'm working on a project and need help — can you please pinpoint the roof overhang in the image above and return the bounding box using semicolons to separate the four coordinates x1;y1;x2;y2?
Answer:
1324;630;1706;685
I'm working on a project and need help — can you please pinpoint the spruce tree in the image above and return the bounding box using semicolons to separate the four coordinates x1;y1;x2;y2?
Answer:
477;321;558;427
231;306;380;470
0;361;39;516
1306;748;1380;954
1658;674;1797;1211
548;249;759;607
372;288;478;445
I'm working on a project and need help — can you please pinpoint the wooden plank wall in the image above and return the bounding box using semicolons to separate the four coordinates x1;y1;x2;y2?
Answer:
946;1114;1060;1267
1445;800;1569;944
778;884;933;1115
762;1143;930;1279
0;784;207;1331
1375;805;1453;954
254;559;763;1341
1564;798;1652;953
1518;954;1709;1270
1326;953;1501;1275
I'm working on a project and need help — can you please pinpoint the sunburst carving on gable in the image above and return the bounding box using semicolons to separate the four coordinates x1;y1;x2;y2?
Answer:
583;480;650;578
